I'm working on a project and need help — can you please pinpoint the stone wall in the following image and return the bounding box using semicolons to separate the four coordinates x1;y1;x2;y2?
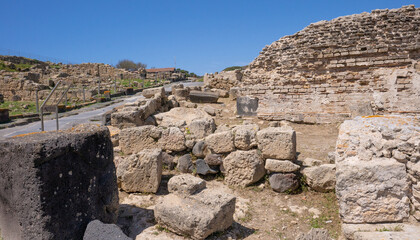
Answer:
0;124;118;240
207;5;420;123
335;115;420;223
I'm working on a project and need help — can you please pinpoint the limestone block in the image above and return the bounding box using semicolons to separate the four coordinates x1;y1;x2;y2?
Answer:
168;174;206;195
119;126;162;155
154;189;235;240
205;131;235;154
302;164;336;192
223;150;265;187
158;127;186;152
116;149;163;193
265;159;300;173
256;127;296;160
232;124;259;150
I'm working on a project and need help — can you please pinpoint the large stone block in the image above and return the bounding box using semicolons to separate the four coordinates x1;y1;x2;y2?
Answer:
232;124;259;150
189;91;219;103
119;125;162;155
223;150;265;187
336;115;419;223
256;127;296;160
302;164;335;192
236;96;259;116
116;148;163;193
205;131;235;154
154;189;235;240
0;124;119;240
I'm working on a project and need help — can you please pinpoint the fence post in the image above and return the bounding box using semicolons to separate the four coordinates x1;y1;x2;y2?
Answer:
35;90;39;113
83;87;86;102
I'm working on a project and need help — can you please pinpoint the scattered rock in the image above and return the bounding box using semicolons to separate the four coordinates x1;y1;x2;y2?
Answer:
205;131;235;154
302;164;336;192
117;148;163;193
154;189;236;240
177;154;194;173
265;159;300;173
158;127;186;152
192;141;207;158
203;105;216;116
204;154;223;166
256;127;296;160
168;174;206;195
232;124;259;150
189;118;216;139
327;152;335;163
223;150;265;187
83;220;131;240
269;173;299;193
119;126;162;155
196;159;218;175
303;158;323;167
161;152;176;170
142;87;165;98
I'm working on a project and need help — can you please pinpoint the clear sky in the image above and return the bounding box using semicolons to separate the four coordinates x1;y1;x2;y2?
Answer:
0;0;418;75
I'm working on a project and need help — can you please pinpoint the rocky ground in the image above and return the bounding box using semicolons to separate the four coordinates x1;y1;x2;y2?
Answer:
114;96;342;240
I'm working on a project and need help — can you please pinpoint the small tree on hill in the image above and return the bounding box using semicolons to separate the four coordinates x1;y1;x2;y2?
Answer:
116;59;147;70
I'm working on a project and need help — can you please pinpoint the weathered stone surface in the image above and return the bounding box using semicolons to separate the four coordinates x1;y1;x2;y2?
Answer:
302;164;336;192
269;173;299;193
256;127;296;160
83;220;130;240
205;131;235;153
119;125;162;155
192;141;207;158
212;6;420;124
161;152;176;170
204;154;223;166
232;124;259;150
173;88;189;101
336;115;420;223
296;228;332;240
265;159;300;173
168;174;206;195
177;154;193;173
342;223;420;240
154;189;236;240
223;150;265;187
188;118;216;139
142;87;165;98
0;124;118;240
155;107;213;129
117;148;163;193
236;96;259;116
158;127;186;152
203;105;216;116
189;91;219;103
302;158;323;167
196;159;217;175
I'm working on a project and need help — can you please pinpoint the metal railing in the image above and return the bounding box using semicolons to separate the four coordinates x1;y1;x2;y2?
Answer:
39;81;62;131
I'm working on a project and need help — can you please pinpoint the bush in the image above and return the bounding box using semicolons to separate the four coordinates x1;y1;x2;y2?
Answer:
222;66;245;72
116;59;147;70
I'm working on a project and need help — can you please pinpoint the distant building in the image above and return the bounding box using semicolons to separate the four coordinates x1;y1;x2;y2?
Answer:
146;68;176;79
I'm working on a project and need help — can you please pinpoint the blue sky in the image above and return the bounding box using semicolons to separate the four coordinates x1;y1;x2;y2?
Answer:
0;0;418;75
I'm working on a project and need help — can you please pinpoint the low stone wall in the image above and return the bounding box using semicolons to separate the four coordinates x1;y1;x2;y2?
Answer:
0;124;119;240
335;115;420;223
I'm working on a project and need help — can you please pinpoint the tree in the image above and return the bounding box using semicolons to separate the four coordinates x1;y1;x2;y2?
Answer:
116;59;147;70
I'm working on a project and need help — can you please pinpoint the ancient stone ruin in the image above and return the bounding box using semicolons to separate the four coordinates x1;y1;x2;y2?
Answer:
205;5;420;124
1;4;420;240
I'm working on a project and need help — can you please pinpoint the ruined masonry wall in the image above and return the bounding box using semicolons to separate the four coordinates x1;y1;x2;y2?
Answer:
238;5;420;123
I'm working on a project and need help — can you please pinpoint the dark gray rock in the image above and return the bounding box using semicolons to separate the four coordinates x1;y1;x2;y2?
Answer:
269;173;299;193
0;93;4;103
192;141;207;158
204;154;223;166
0;124;119;240
0;109;9;124
196;159;218;175
236;96;259;116
189;91;219;103
177;154;194;173
162;152;176;170
83;220;130;240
